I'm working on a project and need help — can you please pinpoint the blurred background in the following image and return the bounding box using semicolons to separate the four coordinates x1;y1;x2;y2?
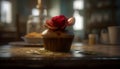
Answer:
0;0;119;45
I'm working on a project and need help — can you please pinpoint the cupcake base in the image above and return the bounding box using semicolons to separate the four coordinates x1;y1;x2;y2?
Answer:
43;38;74;52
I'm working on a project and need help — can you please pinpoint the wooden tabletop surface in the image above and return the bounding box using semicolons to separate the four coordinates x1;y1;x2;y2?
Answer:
0;42;120;68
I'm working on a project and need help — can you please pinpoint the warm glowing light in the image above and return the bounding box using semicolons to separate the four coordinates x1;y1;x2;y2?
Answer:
73;0;84;10
38;0;41;5
73;0;84;30
32;8;39;16
36;0;42;9
1;1;12;23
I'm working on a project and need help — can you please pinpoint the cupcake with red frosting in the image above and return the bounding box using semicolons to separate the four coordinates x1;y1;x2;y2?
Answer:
42;15;75;52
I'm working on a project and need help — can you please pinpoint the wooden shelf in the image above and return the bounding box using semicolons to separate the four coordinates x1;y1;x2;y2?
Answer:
85;0;116;31
86;6;117;11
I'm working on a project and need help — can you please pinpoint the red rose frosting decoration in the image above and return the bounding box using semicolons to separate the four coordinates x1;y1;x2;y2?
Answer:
45;15;75;31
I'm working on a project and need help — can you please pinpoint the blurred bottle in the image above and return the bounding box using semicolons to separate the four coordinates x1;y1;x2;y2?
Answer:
41;8;49;31
26;15;41;34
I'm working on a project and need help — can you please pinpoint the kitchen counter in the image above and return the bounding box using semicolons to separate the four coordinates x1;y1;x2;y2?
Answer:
0;43;120;69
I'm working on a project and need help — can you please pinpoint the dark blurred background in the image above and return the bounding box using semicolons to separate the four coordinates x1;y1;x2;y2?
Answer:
0;0;119;45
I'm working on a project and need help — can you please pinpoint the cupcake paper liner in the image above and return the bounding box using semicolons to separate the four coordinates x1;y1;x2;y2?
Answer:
43;37;74;52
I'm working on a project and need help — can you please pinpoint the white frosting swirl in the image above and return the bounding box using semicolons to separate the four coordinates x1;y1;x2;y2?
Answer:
42;29;74;38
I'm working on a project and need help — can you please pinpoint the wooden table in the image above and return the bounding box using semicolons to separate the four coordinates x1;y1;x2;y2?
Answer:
0;43;120;69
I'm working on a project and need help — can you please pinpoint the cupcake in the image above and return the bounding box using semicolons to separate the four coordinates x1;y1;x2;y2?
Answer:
42;15;75;52
23;32;43;44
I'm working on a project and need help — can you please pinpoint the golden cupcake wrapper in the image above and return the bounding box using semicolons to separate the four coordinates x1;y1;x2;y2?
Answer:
43;38;74;52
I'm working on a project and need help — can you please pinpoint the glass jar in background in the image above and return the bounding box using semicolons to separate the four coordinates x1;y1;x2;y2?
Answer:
100;29;109;44
26;15;41;34
88;34;97;45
